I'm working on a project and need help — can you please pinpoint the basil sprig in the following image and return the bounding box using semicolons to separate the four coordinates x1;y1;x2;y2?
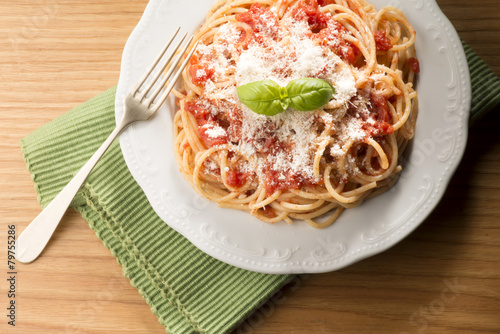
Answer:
237;78;334;116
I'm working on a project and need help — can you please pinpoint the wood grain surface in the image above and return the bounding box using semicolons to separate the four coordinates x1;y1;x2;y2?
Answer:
1;1;499;333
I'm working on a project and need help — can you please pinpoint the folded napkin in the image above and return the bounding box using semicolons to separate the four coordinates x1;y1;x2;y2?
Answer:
20;41;499;334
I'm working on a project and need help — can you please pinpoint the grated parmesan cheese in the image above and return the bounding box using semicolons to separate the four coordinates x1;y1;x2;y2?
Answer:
190;5;370;183
202;123;227;139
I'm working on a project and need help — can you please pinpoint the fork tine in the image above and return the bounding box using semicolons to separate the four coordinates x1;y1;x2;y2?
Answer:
133;26;181;96
147;36;195;108
138;32;189;102
152;40;199;113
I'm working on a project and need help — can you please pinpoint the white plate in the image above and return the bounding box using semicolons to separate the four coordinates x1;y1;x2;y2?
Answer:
115;0;471;274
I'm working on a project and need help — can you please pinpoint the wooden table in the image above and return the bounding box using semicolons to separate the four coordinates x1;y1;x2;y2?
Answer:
1;1;498;333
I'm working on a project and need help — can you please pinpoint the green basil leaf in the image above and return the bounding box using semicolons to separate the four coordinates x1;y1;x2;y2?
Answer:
286;78;335;111
237;79;286;116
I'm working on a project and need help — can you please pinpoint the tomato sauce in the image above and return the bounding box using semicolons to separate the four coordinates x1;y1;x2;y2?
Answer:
185;102;248;189
292;0;330;32
235;2;279;44
374;30;392;51
185;101;210;123
371;93;391;123
317;0;336;5
264;168;300;194
226;168;248;188
314;25;360;64
262;165;318;195
235;3;268;31
408;57;420;73
197;122;228;147
185;101;229;147
289;2;359;65
362;93;393;136
188;55;215;86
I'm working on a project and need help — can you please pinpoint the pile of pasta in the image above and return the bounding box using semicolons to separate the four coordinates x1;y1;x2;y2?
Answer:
172;0;419;228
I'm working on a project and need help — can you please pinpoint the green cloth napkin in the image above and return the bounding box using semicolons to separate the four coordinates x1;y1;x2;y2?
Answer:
464;42;500;125
20;41;499;334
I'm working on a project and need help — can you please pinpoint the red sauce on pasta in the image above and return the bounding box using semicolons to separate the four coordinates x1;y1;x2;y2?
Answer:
226;169;248;188
374;30;393;51
408;57;420;73
364;94;394;136
189;55;215;85
185;101;228;147
292;0;330;32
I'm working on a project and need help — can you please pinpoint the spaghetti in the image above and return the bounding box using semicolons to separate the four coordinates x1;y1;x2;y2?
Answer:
172;0;419;228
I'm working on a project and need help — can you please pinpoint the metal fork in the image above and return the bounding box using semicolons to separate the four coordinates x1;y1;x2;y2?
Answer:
15;28;198;264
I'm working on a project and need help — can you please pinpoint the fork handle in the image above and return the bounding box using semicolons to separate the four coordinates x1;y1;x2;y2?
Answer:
15;121;127;263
